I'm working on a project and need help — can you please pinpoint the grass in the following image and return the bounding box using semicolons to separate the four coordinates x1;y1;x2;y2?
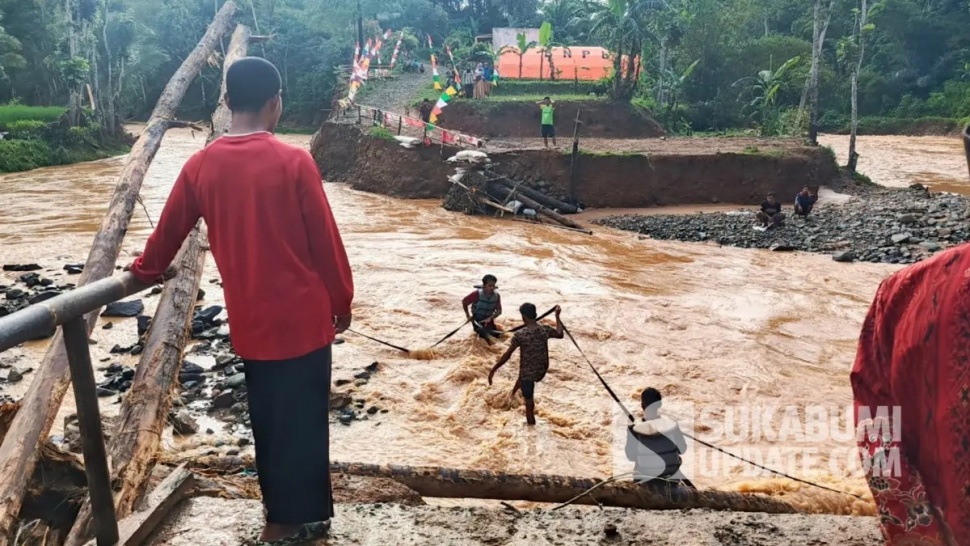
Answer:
369;126;397;141
0;104;66;126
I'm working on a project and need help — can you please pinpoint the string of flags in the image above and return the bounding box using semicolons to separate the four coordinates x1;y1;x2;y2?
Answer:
388;31;404;69
344;29;394;106
429;84;457;125
375;108;482;148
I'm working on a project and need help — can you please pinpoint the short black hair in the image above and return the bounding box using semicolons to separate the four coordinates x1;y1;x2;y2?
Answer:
423;98;431;102
482;274;497;285
767;192;775;197
641;387;662;409
543;96;550;100
225;57;282;113
520;303;537;320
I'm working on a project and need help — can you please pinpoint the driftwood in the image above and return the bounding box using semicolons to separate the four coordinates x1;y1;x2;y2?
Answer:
81;465;197;546
64;24;253;546
173;456;799;515
0;3;238;543
486;182;590;233
492;177;579;214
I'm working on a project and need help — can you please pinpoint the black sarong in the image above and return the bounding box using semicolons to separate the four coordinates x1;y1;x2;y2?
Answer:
244;344;334;525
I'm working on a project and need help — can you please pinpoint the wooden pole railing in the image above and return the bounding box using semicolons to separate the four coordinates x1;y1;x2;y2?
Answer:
0;272;152;544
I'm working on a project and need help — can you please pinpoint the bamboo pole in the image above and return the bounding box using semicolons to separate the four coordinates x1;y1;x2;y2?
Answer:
491;177;578;214
0;3;237;543
62;24;253;546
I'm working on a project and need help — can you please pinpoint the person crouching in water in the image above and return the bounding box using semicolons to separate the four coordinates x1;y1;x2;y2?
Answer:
625;388;692;492
462;274;502;339
489;304;564;425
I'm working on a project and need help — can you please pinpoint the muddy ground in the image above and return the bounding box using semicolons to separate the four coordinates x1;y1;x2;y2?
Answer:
432;100;667;140
149;498;882;546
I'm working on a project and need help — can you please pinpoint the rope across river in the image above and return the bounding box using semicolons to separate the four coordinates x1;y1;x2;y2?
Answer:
345;306;867;503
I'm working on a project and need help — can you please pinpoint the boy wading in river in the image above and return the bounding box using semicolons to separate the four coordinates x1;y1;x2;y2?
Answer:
489;304;564;425
129;57;353;544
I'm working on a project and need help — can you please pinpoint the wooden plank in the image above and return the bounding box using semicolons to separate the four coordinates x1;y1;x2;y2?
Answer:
82;465;197;546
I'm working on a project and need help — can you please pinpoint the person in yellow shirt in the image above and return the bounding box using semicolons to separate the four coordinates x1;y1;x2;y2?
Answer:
537;97;556;148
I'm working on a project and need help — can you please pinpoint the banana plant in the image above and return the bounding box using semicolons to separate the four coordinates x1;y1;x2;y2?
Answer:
497;31;537;79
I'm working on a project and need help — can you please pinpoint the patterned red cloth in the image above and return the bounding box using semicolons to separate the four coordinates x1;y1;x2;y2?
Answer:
851;244;970;546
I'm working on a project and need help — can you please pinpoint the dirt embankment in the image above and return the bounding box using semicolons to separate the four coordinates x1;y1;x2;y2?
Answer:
496;147;839;208
433;100;666;139
311;124;839;207
310;123;457;198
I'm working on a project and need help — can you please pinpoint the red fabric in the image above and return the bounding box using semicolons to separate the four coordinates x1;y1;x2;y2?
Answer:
851;244;970;546
130;133;354;361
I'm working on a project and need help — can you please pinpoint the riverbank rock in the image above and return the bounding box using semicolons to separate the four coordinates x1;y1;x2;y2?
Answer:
594;184;970;264
101;299;145;317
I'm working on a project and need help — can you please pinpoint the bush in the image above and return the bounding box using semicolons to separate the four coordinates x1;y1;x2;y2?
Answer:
0;140;53;172
5;120;47;140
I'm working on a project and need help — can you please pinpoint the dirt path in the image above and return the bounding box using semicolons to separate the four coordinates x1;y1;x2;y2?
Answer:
485;136;812;154
150;498;882;545
353;68;430;114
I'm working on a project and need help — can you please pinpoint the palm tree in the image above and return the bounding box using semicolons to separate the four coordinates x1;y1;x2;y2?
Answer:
734;56;801;134
498;31;537;79
590;0;647;98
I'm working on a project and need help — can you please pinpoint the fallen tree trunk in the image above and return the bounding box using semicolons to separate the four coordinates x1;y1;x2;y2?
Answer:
0;3;237;543
330;462;797;514
171;456;799;514
486;183;591;233
492;177;579;214
64;23;252;546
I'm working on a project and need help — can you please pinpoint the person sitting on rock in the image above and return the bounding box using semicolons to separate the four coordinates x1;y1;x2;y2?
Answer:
488;304;564;426
794;186;818;218
625;388;693;492
756;192;785;228
462;274;503;339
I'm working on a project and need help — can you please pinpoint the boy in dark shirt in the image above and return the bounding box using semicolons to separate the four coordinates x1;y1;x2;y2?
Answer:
130;57;353;543
756;192;786;228
488;304;564;425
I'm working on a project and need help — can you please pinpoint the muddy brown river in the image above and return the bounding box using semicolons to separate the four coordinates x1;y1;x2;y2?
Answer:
1;129;966;514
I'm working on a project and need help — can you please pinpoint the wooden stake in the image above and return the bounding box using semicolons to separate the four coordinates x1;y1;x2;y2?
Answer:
63;24;252;546
0;4;237;543
569;108;582;200
81;465;197;546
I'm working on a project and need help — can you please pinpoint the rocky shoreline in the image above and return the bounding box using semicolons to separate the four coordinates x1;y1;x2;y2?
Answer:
1;263;387;455
594;183;970;264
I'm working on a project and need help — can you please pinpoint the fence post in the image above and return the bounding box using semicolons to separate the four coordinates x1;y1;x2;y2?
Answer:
398;116;403;135
357;105;362;125
62;317;119;546
569;108;582;201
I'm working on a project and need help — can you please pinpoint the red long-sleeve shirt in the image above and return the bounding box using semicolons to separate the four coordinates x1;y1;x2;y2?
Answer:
130;132;354;361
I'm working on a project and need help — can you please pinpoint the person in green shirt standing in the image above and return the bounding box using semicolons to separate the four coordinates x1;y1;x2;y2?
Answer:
537;96;556;148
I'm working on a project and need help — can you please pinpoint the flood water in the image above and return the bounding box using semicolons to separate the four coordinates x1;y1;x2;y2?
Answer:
1;129;966;512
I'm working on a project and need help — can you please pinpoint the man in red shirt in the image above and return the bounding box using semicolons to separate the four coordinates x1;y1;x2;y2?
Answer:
461;274;502;340
129;57;353;543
